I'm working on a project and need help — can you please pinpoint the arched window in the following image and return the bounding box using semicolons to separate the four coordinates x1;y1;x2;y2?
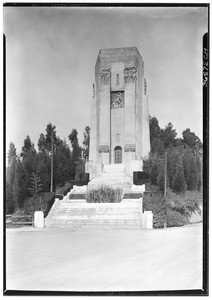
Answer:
114;146;122;164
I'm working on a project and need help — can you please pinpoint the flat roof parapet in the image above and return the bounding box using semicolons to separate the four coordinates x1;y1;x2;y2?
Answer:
97;46;142;66
99;47;138;55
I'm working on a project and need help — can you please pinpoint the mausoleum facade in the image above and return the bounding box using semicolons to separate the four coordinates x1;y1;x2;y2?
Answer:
86;47;150;179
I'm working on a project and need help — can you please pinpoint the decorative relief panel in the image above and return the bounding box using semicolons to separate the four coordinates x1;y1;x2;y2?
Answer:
98;145;109;153
124;67;137;83
99;68;111;84
124;144;136;152
111;91;124;109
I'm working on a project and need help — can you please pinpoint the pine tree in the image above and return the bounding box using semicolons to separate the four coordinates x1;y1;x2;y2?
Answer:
182;128;202;150
12;159;28;209
149;116;164;154
28;172;43;196
36;151;51;192
38;123;59;155
68;129;82;179
21;135;36;159
161;122;177;149
54;140;72;187
6;142;17;213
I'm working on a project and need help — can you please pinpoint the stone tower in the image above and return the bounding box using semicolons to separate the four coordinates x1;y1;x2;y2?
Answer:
86;47;150;179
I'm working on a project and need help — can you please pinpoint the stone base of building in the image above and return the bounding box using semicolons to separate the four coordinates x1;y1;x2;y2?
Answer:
86;160;143;181
125;160;143;177
85;160;103;180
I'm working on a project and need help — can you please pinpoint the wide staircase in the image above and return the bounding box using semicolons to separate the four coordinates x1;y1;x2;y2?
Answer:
88;164;133;192
45;164;145;229
45;190;144;229
45;198;143;229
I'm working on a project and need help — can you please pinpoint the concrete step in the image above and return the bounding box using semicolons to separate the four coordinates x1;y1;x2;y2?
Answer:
57;208;140;213
51;215;141;221
59;202;140;207
102;164;126;174
46;219;142;228
66;199;141;203
55;214;140;219
46;189;144;229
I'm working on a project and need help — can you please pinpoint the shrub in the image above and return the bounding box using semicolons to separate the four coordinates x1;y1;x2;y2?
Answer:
143;188;202;228
23;192;55;217
143;192;166;228
166;209;187;227
167;189;201;218
86;185;123;203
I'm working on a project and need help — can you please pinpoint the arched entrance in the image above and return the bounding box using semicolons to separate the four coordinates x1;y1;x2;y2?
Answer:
114;146;122;164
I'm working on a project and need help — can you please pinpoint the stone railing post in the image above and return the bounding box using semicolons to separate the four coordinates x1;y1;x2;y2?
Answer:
34;211;44;228
144;211;153;229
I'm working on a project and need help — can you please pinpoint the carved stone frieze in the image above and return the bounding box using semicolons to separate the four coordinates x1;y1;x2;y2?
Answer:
98;145;109;153
124;144;136;152
99;68;111;84
111;91;124;109
124;67;137;83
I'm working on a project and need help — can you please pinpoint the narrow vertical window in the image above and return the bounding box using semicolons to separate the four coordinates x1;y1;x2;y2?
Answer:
116;74;119;85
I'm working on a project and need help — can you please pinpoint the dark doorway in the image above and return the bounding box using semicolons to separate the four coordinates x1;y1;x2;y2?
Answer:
114;146;122;164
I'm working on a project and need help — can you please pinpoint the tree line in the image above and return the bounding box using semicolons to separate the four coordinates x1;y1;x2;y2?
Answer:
6;123;90;213
6;116;202;214
144;116;202;194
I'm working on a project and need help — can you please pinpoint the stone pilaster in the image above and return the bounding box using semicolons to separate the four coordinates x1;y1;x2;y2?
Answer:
124;66;137;163
99;68;111;165
141;78;150;159
89;82;97;162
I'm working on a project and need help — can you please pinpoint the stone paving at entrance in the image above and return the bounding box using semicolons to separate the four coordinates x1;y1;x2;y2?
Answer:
6;223;202;292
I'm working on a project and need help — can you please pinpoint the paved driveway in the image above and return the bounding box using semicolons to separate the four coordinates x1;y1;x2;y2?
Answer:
6;223;202;292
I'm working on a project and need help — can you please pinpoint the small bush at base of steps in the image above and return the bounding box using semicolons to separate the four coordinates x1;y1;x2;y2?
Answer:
86;186;123;203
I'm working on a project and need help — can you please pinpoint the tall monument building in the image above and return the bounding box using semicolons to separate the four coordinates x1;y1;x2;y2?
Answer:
86;47;150;180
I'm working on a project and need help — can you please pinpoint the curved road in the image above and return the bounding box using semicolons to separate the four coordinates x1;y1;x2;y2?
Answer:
6;223;202;292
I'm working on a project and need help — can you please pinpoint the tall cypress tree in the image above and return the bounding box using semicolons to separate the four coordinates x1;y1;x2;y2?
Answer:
172;157;187;194
68;129;82;180
6;142;17;213
187;153;199;190
82;126;90;161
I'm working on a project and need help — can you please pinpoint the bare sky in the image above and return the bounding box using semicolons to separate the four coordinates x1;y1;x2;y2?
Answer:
4;6;208;154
